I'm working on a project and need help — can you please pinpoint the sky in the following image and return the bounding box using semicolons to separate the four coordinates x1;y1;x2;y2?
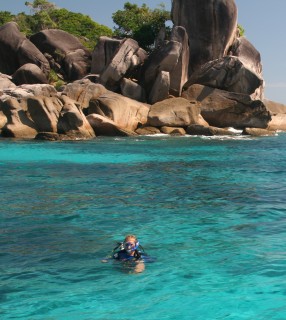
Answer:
1;0;286;104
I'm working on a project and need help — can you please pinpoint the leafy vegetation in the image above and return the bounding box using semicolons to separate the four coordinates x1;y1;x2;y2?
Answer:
112;2;171;51
0;0;113;50
238;24;245;37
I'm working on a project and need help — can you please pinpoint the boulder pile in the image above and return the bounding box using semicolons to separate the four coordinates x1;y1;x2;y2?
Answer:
0;0;285;140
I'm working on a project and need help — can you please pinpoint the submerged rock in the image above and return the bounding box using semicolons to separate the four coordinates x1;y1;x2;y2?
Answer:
242;127;276;136
186;124;237;136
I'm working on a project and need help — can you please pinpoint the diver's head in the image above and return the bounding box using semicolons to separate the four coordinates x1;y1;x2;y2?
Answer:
123;234;139;254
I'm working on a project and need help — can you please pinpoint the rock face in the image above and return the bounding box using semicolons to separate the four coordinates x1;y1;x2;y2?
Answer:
88;92;150;131
0;97;37;138
263;99;286;131
1;84;58;102
169;26;189;97
171;0;238;74
120;78;146;102
230;36;262;76
30;29;91;81
12;63;49;85
184;56;264;99
99;38;146;91
27;96;63;133
242;127;276;136
147;97;208;127
149;71;170;105
62;79;107;110
57;95;95;138
91;36;122;74
140;40;182;102
187;124;237;136
87;114;136;136
182;84;271;129
0;74;16;90
0;22;50;77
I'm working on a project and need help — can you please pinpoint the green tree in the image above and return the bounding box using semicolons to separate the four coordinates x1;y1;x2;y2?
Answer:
48;9;113;50
112;2;171;51
0;11;15;25
25;0;57;31
25;0;56;12
22;0;113;49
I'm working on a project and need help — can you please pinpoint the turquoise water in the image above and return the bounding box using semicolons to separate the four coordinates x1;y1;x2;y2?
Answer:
1;134;286;319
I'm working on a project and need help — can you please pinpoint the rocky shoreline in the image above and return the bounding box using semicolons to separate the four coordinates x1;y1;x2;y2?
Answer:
0;0;286;140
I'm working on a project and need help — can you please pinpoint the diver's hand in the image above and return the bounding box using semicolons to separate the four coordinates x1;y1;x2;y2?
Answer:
101;259;109;263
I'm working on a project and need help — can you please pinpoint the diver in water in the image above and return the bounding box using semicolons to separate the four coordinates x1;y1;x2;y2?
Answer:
102;234;145;273
113;234;145;273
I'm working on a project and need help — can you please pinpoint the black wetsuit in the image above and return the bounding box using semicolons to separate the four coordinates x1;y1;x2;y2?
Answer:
113;249;141;261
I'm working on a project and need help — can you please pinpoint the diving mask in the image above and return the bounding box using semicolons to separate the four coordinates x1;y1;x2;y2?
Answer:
123;241;139;253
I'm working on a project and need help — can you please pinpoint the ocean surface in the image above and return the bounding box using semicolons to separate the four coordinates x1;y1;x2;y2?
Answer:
1;133;286;320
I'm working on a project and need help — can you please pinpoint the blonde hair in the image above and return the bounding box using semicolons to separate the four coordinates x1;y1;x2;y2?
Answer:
124;234;137;242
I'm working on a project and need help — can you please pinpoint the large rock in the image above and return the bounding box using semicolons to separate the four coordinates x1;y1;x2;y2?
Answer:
263;99;286;131
1;84;58;111
0;73;16;90
149;71;170;104
91;36;122;74
186;124;237;136
169;26;189;96
99;38;146;91
147;97;208;127
230;36;262;76
182;84;271;129
86;114;137;136
140;40;182;99
161;126;186;135
0;97;37;138
27;96;63;133
242;127;276;136
30;29;91;81
12;63;48;85
120;78;146;102
184;56;264;99
171;0;238;74
0;110;7;129
57;95;95;139
62;79;107;110
0;22;50;77
135;126;161;135
88;92;150;131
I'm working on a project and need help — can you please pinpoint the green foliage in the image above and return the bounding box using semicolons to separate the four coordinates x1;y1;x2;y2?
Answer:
0;0;113;50
112;2;171;51
238;24;245;37
48;9;113;50
48;69;66;90
25;0;57;12
0;11;15;25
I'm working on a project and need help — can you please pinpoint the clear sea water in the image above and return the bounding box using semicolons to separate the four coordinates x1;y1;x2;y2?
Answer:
1;134;286;320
